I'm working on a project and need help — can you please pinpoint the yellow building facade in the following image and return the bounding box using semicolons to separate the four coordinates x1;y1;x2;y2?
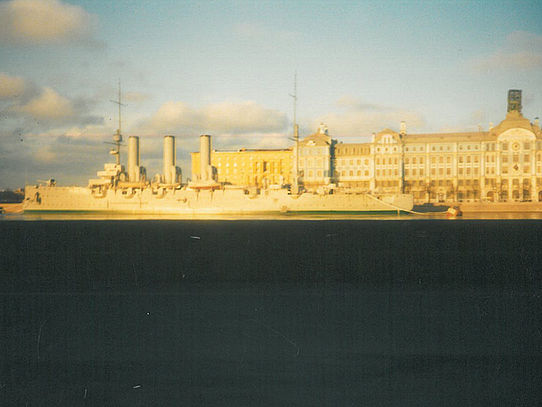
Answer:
334;90;542;203
191;148;293;187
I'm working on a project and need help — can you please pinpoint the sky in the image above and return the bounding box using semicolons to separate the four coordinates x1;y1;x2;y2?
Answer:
1;0;542;188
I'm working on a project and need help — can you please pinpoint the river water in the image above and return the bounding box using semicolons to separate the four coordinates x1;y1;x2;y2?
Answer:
1;219;541;405
4;211;542;221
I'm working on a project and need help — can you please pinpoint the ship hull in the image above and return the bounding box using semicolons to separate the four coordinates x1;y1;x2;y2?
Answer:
23;186;414;214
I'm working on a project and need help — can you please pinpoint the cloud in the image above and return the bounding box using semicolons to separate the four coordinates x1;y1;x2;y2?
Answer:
0;0;97;45
472;51;542;72
470;31;542;72
1;76;104;129
505;31;542;52
314;96;425;138
123;91;151;103
33;145;58;164
335;95;386;111
139;100;289;135
15;87;74;119
0;73;26;98
213;133;291;150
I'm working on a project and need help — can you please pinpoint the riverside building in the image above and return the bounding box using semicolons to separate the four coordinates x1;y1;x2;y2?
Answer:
333;90;542;203
191;148;293;188
192;90;541;203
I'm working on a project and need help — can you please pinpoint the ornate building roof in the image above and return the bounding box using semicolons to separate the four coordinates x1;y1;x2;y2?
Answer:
490;110;541;138
300;123;333;147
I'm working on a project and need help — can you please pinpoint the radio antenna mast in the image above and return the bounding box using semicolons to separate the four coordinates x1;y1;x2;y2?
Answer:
289;72;300;194
110;79;125;165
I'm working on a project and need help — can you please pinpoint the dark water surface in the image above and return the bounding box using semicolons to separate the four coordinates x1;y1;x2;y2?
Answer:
1;220;541;406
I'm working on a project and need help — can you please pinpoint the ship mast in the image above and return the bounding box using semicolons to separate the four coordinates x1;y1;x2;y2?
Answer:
289;72;300;195
110;79;125;165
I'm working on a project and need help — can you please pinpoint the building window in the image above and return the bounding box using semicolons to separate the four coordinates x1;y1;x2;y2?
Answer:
502;143;508;151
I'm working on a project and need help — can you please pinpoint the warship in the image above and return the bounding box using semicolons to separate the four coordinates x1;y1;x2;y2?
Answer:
23;89;413;215
23;131;413;215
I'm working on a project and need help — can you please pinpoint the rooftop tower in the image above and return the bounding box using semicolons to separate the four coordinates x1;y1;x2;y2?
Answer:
507;89;522;113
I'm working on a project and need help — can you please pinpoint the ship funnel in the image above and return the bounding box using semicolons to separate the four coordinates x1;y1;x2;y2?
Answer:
128;136;140;182
200;135;212;182
163;135;176;184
